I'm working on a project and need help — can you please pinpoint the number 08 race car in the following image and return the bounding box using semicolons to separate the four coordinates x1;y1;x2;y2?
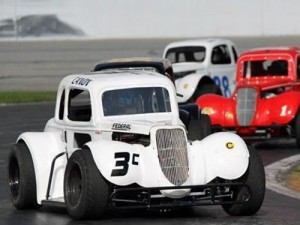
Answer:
197;47;300;146
8;66;265;219
162;38;239;103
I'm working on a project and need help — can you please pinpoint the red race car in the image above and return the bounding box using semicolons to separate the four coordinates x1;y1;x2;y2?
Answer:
196;47;300;146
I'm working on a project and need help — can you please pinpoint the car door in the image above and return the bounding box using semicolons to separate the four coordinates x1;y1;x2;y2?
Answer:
208;44;237;97
64;88;94;156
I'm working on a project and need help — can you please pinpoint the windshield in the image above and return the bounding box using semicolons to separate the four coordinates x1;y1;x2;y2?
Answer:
102;87;171;116
243;59;288;77
165;46;206;63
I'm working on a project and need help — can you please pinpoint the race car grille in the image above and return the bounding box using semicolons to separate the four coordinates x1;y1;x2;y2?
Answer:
236;87;257;126
156;128;189;186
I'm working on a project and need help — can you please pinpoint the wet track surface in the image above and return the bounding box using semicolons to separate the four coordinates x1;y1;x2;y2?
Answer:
1;103;300;225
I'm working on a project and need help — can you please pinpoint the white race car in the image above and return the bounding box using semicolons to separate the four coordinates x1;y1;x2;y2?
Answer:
163;38;239;103
8;68;264;219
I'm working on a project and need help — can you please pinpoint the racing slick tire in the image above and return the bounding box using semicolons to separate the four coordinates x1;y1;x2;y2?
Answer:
192;83;222;101
7;142;39;209
221;146;265;216
187;114;212;141
295;110;300;148
64;149;109;220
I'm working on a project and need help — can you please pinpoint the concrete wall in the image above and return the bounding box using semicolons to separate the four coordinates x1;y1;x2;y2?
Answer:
1;0;299;38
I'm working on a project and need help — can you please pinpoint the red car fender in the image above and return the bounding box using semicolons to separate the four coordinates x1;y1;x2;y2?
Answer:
267;91;300;124
251;96;274;126
196;94;236;126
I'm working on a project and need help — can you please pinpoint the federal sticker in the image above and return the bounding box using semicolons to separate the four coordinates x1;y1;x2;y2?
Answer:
226;142;235;149
112;123;131;131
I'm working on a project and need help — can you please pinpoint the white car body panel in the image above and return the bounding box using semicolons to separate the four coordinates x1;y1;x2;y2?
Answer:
171;62;205;73
87;131;248;187
17;132;66;204
175;73;206;102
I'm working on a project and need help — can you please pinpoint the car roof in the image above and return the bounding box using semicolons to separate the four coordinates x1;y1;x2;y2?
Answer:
240;46;300;58
93;57;171;71
92;57;174;81
59;70;174;93
164;38;235;50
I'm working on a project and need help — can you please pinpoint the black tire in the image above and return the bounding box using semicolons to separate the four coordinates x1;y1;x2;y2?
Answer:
187;114;212;141
64;149;109;220
7;142;38;209
179;103;200;120
179;109;190;128
295;110;300;148
192;83;222;101
222;146;265;216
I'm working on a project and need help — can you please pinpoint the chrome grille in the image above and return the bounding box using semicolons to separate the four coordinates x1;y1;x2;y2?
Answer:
236;87;257;126
156;128;188;186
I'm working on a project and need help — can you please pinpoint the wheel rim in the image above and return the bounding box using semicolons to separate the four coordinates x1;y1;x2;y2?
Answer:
66;162;82;207
8;155;20;199
239;186;251;202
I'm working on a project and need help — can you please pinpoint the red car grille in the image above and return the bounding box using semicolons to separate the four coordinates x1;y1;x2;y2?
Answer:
236;87;257;126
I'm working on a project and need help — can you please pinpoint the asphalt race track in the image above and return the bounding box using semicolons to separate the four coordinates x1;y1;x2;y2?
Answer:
1;103;300;225
1;37;300;224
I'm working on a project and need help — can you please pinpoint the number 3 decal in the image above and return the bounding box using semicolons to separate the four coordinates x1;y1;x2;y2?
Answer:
111;152;139;176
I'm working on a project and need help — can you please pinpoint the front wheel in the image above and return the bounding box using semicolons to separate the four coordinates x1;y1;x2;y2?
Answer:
221;146;265;216
64;149;109;220
7;142;39;209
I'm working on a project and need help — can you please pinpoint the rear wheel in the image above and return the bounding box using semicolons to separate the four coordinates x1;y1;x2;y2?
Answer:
7;142;38;209
221;146;265;216
64;149;109;220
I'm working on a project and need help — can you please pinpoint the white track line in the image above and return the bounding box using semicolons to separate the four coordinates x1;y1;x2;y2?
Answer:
265;154;300;200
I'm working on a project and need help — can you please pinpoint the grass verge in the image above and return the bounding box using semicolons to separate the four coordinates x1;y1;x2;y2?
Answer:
0;91;56;104
287;163;300;192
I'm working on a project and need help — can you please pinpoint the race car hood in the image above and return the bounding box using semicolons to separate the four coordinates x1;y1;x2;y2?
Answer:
172;62;205;73
99;119;178;135
238;77;292;91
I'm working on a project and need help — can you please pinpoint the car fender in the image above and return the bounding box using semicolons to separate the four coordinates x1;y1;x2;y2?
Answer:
196;94;236;126
175;72;209;103
189;132;249;183
17;132;66;204
269;91;300;124
86;140;166;187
